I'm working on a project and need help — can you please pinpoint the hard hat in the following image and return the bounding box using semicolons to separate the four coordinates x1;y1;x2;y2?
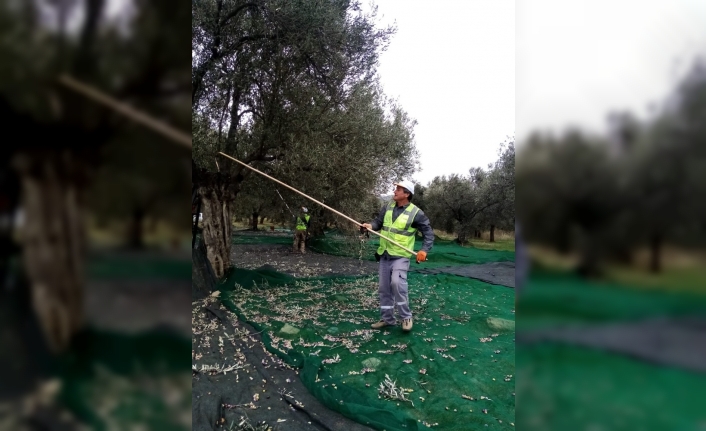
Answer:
302;207;308;213
393;180;415;195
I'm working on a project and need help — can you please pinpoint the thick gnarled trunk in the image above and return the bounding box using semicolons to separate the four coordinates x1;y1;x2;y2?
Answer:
649;233;662;274
251;211;259;231
456;231;469;246
13;152;86;354
198;184;233;279
128;207;146;249
575;228;601;278
307;217;325;237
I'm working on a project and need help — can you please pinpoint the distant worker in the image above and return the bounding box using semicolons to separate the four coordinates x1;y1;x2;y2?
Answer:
362;180;434;332
293;207;311;253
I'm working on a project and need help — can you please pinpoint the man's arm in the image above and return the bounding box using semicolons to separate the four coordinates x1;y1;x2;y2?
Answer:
363;204;387;232
411;210;434;252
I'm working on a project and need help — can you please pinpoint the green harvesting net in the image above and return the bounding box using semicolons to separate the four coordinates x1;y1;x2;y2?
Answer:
218;233;516;430
232;230;294;246
518;270;706;330
516;342;706;431
308;232;515;268
86;252;192;280
232;229;515;269
517;270;706;430
56;329;192;431
56;252;192;431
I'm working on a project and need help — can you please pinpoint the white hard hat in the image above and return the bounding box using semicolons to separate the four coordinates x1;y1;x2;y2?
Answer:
302;207;308;213
393;180;415;195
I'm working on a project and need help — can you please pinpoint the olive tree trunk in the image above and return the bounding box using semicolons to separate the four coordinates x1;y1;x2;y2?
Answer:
13;151;87;354
198;183;234;279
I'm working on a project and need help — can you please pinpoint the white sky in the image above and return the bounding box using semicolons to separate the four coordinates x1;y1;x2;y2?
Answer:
517;0;706;143
55;0;132;33
361;0;515;186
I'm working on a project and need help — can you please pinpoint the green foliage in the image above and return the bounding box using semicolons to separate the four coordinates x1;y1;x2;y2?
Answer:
517;132;624;253
424;141;515;243
475;140;515;232
0;0;190;128
231;169;285;226
88;135;190;231
193;0;419;237
411;183;427;211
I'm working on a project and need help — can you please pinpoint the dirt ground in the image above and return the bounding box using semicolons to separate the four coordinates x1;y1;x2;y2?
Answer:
231;243;379;278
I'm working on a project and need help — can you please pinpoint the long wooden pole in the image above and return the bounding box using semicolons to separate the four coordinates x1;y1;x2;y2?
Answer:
57;75;192;149
217;152;418;256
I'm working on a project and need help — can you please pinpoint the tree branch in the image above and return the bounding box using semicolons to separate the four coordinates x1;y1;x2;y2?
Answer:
259;153;285;162
219;2;259;27
72;0;105;78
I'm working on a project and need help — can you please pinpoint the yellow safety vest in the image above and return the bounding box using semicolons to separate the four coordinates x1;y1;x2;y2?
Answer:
376;202;419;258
296;214;310;231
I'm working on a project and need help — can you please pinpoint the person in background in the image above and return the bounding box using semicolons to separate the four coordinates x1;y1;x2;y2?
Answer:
293;207;311;253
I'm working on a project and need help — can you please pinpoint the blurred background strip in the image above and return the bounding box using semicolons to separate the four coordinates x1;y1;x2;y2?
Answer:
0;0;191;429
516;1;706;430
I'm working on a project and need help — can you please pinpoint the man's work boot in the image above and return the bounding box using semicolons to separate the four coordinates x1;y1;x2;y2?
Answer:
371;320;393;330
402;318;413;332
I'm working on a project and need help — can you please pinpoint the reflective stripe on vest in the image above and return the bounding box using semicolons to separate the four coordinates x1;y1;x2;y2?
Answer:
376;202;419;258
296;215;310;231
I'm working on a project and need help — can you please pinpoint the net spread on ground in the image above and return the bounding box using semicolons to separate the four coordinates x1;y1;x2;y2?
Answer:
516;270;706;431
0;252;193;431
215;230;516;430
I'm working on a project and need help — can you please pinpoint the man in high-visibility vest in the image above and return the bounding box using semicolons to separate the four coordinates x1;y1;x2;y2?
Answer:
293;207;311;253
362;180;434;332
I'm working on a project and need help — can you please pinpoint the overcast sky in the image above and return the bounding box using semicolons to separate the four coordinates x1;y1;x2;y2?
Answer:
98;0;704;188
517;0;706;142
363;0;706;185
361;0;515;186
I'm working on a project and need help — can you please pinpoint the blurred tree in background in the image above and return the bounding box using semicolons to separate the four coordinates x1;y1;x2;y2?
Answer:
516;57;706;277
424;140;515;245
0;0;190;352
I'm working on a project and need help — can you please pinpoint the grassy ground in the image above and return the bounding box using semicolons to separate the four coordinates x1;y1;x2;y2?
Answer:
607;266;706;294
529;245;706;295
87;217;191;251
231;220;518;253
435;229;515;252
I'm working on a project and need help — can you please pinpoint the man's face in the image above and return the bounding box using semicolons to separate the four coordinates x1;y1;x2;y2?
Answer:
393;185;408;202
